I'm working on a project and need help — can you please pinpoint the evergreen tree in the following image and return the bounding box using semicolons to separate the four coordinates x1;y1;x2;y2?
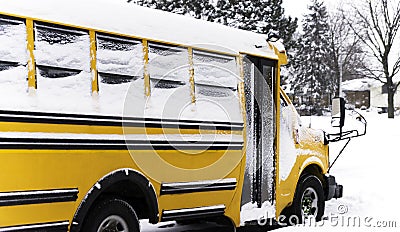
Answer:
128;0;297;51
289;0;334;113
213;0;297;50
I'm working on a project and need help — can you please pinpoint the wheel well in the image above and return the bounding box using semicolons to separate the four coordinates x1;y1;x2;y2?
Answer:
94;180;151;220
301;164;325;187
280;164;325;218
70;169;158;232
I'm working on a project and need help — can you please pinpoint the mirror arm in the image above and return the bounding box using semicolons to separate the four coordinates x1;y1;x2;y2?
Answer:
328;110;367;142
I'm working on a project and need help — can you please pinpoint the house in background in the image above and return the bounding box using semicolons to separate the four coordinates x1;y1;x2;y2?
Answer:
341;79;377;109
370;82;400;111
342;78;400;111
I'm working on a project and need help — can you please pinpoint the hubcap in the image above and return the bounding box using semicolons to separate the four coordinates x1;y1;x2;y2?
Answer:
301;187;319;218
97;215;129;232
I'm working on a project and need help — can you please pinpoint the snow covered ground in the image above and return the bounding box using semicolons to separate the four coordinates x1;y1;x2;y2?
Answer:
277;110;400;232
141;111;400;232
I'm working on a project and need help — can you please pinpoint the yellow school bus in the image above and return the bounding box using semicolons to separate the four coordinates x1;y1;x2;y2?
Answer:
0;1;343;231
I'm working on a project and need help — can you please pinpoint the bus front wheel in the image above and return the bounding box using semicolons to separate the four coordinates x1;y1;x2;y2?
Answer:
286;175;325;224
82;198;140;232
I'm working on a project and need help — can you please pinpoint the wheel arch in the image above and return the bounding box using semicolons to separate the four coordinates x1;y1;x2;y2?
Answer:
281;161;325;212
300;164;324;183
299;156;326;182
70;168;159;232
280;165;326;221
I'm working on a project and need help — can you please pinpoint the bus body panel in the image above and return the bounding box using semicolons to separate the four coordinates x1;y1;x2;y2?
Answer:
0;7;336;230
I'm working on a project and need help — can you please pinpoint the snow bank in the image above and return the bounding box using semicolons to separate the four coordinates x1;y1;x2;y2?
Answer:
240;201;276;225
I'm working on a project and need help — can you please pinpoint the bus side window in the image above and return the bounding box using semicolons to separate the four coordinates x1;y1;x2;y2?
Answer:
96;34;144;115
0;17;28;111
148;43;188;88
34;23;92;113
190;50;242;122
97;34;142;85
145;42;191;119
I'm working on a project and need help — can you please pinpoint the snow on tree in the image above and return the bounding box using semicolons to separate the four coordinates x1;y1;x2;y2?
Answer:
128;0;297;51
213;0;297;50
288;0;334;114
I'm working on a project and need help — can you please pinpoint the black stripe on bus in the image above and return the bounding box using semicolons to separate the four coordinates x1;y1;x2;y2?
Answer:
0;15;24;25
161;205;225;222
0;110;243;131
0;189;78;207
160;178;237;195
0;221;69;232
0;138;243;150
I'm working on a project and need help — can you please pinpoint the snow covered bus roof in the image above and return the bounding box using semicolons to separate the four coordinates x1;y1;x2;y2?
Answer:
0;0;284;59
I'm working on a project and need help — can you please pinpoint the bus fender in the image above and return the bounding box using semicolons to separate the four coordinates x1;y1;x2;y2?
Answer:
70;168;158;232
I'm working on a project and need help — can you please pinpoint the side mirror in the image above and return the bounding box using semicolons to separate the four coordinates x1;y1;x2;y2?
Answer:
331;97;345;128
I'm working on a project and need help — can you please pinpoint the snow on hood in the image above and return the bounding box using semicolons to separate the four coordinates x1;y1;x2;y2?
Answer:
0;0;278;58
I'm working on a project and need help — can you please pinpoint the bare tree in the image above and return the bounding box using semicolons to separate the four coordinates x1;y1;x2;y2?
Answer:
328;8;367;97
348;0;400;118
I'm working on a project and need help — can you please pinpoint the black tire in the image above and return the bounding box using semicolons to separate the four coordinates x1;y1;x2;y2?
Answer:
284;175;325;224
82;198;140;232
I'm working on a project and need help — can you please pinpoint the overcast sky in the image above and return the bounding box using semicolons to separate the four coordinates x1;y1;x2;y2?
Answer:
282;0;341;20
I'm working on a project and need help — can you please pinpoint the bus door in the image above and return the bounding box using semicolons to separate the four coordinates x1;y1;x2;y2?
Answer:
242;55;277;211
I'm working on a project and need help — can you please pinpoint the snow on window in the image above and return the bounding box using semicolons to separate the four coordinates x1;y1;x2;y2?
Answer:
148;42;188;83
34;23;90;71
34;23;92;114
0;17;29;111
193;50;238;89
189;50;242;122
97;34;143;82
96;34;144;115
0;17;27;64
141;42;191;119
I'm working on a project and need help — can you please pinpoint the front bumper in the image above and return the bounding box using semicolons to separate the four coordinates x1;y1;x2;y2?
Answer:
325;175;343;200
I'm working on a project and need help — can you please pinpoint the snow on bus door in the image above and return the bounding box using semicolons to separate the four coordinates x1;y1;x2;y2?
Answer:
242;56;277;210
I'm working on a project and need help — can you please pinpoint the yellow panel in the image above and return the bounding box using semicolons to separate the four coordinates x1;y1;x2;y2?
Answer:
0;150;135;227
0;203;76;228
158;163;243;224
0;148;245;227
130;150;243;183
